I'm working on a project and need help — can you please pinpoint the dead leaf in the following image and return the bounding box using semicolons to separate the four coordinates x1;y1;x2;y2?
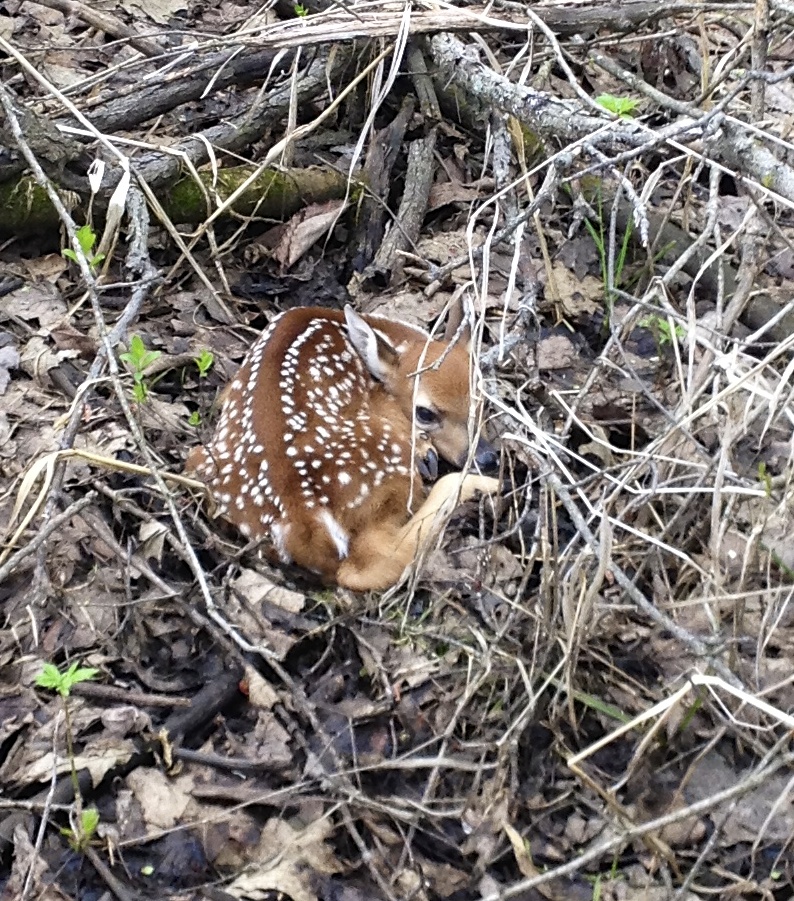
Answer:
361;288;450;328
4;284;67;329
125;0;188;25
139;520;168;563
232;568;305;614
428;177;492;212
49;324;97;358
15;736;135;788
101;705;152;737
18;335;78;388
274;200;346;272
548;261;603;317
139;396;192;433
244;665;280;709
0;412;14;458
760;503;794;571
416;230;475;271
577;423;614;468
2;825;73;901
229;816;344;901
126;768;193;830
504;822;538;879
20;253;68;283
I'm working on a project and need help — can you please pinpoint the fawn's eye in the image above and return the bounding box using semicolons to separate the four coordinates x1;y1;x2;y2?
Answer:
415;406;438;425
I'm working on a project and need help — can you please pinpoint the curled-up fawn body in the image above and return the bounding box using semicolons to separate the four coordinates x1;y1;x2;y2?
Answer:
187;305;498;590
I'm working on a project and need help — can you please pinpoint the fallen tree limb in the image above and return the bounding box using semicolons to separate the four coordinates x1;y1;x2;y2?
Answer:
0;50;341;234
428;32;794;208
230;1;720;51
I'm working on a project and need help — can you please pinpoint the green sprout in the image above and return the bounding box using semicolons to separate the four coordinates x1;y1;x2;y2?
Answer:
60;807;100;852
119;335;162;403
758;461;772;497
36;660;99;697
188;410;202;427
37;659;100;850
62;224;105;271
639;315;685;349
294;3;308;15
596;94;641;118
194;349;214;377
583;188;633;315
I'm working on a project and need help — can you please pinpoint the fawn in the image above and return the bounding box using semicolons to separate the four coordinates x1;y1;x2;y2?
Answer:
186;305;499;590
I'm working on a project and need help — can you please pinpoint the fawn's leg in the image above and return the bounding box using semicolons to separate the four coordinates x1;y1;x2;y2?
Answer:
336;472;499;591
396;472;499;553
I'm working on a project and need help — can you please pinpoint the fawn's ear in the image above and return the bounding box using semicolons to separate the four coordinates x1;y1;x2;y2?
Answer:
344;305;399;382
443;296;471;350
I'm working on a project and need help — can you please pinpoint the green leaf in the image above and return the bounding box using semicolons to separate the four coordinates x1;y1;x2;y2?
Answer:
758;461;772;497
75;224;97;256
595;93;640;118
61;225;103;270
138;350;162;371
67;665;100;685
81;807;100;838
194;349;214;377
128;335;145;364
120;336;161;400
35;663;63;690
36;660;98;697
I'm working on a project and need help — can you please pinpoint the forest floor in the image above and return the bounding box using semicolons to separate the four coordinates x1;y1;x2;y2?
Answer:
1;1;794;899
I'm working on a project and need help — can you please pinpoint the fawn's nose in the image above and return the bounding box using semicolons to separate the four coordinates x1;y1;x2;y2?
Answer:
417;446;439;482
474;436;499;473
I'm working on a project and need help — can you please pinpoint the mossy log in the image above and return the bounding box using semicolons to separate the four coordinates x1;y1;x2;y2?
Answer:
160;165;357;224
0;177;79;237
0;165;357;238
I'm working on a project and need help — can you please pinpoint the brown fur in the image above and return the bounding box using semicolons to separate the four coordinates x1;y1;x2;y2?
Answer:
187;306;498;590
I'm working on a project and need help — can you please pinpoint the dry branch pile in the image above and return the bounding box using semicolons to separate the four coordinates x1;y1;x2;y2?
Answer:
1;1;794;899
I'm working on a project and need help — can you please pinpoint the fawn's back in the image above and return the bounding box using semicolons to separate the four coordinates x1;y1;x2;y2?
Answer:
187;305;497;590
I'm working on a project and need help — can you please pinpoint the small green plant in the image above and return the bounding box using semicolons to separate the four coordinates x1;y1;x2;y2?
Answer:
294;2;308;15
758;461;772;497
119;335;162;403
36;660;99;696
194;349;214;377
596;93;641;118
62;224;105;271
676;693;705;736
188;410;202;427
60;807;100;852
639;314;685;349
583;189;633;315
37;660;100;851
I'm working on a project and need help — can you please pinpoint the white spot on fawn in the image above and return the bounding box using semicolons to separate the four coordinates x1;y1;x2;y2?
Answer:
320;510;349;559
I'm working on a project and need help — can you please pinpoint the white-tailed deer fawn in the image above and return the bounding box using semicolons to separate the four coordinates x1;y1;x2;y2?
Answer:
186;305;499;590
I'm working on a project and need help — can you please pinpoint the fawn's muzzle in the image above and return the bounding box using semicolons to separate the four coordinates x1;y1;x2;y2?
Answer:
474;436;499;473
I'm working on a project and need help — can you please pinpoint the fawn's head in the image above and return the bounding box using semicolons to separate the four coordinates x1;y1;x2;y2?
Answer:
344;306;496;472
